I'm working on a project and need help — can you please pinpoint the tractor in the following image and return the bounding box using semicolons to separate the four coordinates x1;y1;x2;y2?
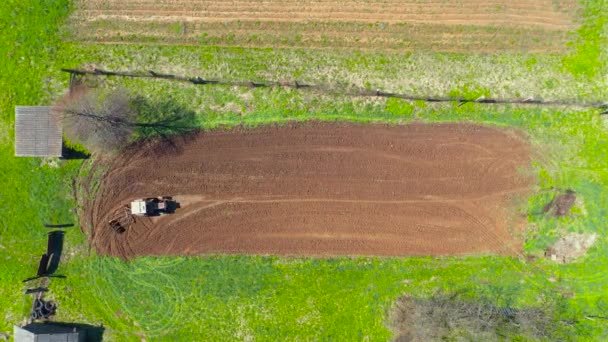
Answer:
130;196;178;216
108;196;178;234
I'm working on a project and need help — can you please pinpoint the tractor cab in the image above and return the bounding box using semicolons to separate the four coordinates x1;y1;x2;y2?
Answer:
130;200;148;216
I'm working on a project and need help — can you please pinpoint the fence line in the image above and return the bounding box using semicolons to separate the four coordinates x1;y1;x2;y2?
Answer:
62;68;608;112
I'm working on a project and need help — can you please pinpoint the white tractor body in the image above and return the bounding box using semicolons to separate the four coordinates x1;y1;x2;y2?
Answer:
130;200;148;216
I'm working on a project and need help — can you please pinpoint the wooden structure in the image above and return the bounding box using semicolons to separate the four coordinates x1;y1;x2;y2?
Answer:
15;106;62;157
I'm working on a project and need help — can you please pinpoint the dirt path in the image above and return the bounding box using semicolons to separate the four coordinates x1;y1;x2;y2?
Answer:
87;122;533;259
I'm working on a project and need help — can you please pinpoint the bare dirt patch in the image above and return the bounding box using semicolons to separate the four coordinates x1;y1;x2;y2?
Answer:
85;122;533;259
71;0;579;52
545;233;597;263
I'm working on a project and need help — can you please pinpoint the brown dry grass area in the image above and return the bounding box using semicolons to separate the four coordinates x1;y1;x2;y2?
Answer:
85;122;533;259
71;0;579;52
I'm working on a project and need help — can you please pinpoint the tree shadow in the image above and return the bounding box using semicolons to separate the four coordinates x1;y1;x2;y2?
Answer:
131;96;199;139
126;96;201;157
62;142;91;160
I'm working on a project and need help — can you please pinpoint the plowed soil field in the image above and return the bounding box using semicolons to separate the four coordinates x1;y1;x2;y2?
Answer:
72;0;578;52
86;123;533;259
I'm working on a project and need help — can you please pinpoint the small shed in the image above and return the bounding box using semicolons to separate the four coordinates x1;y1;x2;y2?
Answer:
13;323;84;342
15;106;62;157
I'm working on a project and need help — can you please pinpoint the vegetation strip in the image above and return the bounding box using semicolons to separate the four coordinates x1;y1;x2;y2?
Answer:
2;0;608;340
63;68;608;109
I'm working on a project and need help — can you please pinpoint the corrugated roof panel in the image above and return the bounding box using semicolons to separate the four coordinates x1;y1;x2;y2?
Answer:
14;324;83;342
15;106;62;157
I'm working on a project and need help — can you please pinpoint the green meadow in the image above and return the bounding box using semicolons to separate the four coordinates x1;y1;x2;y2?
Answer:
1;0;607;340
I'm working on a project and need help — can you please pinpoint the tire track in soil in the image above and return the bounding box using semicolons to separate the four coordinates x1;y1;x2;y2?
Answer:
87;122;534;259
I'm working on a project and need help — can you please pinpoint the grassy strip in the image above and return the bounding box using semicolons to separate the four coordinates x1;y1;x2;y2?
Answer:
59;255;568;341
68;43;606;102
563;0;608;78
54;96;608;340
0;0;85;331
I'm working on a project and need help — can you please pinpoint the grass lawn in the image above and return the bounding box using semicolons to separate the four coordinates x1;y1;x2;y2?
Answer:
1;0;608;340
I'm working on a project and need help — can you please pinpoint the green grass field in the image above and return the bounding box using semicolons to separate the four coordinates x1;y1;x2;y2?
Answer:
1;0;608;340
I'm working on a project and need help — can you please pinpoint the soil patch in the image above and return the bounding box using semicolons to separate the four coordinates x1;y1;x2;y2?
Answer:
85;122;533;259
545;233;597;263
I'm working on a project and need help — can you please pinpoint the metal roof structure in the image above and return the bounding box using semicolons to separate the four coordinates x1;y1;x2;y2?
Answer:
15;106;62;157
13;323;84;342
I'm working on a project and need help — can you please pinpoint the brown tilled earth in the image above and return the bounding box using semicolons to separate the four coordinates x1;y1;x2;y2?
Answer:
86;122;533;259
72;0;578;52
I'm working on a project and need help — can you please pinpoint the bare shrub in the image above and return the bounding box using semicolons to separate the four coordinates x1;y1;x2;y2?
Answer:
543;189;577;217
56;88;199;155
391;294;558;341
57;88;137;154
